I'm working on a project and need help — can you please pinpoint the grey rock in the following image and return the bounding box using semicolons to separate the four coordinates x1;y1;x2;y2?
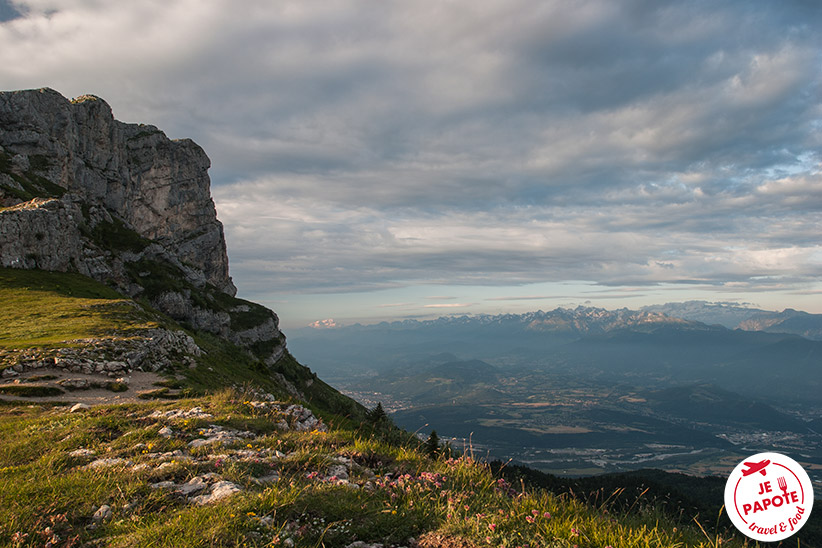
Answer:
176;476;208;496
149;406;212;420
327;465;349;481
251;473;280;485
59;378;90;389
69;403;90;413
92;504;112;522
190;480;241;505
85;457;131;469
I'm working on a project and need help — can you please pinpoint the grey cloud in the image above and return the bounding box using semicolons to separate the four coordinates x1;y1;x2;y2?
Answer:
1;0;820;302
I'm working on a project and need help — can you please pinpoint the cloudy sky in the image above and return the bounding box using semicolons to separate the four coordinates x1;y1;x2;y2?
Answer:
1;1;821;327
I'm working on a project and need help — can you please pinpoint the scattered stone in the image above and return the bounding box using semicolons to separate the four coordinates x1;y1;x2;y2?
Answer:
157;426;174;437
327;465;349;481
187;425;253;448
150;481;175;489
251;473;280;485
155;462;177;473
69;448;96;458
149;407;212;420
188;439;212;448
190;480;242;505
92;505;112;522
131;463;150;472
176;476;209;496
59;378;90;390
85;457;131;469
69;403;90;413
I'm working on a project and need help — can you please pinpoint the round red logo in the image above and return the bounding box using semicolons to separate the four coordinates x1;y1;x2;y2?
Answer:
724;452;814;542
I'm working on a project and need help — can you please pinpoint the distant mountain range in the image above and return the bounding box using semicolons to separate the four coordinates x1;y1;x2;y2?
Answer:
299;301;822;340
641;301;822;340
289;303;822;403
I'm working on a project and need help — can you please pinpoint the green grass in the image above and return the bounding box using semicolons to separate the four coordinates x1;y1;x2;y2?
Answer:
0;390;759;548
0;385;64;397
0;268;161;349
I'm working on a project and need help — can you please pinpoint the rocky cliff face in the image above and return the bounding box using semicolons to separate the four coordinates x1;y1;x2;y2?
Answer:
0;88;234;294
0;88;285;365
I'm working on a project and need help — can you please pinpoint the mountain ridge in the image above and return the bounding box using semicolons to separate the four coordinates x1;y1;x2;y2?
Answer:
302;301;822;343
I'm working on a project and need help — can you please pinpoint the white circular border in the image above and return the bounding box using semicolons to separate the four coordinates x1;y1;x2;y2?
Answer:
724;452;814;542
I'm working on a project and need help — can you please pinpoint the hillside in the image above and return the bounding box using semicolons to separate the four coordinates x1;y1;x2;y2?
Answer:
0;391;764;548
0;267;359;417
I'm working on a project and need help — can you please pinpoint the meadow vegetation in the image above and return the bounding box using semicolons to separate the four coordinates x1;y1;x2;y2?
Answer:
0;389;756;548
0;267;161;350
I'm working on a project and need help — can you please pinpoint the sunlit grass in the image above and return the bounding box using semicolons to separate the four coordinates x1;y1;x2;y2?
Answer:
0;391;754;548
0;267;161;349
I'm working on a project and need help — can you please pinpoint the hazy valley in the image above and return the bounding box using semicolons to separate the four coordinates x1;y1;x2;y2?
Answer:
290;305;822;488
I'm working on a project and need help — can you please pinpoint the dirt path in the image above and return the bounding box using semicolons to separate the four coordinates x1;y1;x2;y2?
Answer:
0;368;166;406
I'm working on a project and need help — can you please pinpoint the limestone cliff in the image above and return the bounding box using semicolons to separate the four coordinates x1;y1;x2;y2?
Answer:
0;88;285;365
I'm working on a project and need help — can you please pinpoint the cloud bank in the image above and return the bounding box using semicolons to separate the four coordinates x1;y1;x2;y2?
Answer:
1;0;820;321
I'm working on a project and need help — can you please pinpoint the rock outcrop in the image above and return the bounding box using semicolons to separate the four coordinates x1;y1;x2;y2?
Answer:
0;88;233;294
0;88;286;366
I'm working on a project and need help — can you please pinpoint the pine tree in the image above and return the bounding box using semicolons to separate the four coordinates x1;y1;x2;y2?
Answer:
368;402;388;425
425;430;440;458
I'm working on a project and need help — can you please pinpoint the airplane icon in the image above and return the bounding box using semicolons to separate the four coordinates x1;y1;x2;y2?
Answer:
742;459;770;477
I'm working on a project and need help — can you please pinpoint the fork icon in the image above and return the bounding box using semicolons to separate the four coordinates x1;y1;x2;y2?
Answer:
777;476;789;498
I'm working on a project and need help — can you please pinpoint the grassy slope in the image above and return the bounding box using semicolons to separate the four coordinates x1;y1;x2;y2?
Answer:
0;391;753;548
0;268;161;349
0;267;367;420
